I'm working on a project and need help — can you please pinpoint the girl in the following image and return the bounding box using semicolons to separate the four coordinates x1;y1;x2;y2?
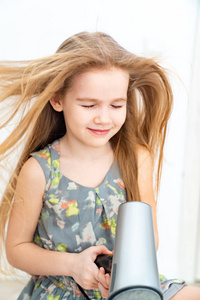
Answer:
0;32;199;300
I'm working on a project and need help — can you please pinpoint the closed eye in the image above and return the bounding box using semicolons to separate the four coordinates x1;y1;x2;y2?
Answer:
81;105;96;108
82;104;123;109
111;105;123;109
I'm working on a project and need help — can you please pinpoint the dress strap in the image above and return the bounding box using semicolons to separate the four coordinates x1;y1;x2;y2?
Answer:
30;139;60;191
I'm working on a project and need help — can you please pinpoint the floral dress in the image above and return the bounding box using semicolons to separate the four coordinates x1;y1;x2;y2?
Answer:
17;139;185;300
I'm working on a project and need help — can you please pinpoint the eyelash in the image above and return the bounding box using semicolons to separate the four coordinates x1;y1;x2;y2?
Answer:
82;105;95;108
112;105;122;109
82;105;122;109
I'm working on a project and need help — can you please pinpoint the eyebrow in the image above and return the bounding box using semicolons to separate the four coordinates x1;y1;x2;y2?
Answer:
76;97;127;102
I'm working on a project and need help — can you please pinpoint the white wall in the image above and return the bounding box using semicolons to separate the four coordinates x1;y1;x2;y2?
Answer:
0;0;199;282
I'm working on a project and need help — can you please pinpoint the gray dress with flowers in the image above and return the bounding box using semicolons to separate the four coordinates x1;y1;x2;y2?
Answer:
17;139;126;300
17;139;185;300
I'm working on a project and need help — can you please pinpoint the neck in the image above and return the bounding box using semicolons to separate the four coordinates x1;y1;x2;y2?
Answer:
60;134;113;162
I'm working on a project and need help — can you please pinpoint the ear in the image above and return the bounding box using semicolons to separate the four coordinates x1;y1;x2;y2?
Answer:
49;94;63;112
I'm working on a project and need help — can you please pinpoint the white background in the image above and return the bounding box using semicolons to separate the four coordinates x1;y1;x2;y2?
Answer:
0;0;199;283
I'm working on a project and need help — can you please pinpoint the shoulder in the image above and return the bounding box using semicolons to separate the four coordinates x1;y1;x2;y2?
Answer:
17;157;46;195
136;146;154;199
136;145;153;170
20;156;46;178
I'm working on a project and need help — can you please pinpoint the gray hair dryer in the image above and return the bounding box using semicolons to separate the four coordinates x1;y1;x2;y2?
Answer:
96;202;163;300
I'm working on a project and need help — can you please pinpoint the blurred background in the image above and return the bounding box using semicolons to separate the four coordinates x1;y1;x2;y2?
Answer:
0;0;200;298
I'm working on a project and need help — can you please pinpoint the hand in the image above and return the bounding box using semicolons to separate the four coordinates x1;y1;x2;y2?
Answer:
97;267;111;298
70;245;112;291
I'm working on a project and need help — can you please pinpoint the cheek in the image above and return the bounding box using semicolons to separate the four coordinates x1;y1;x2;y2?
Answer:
64;106;87;127
116;109;127;126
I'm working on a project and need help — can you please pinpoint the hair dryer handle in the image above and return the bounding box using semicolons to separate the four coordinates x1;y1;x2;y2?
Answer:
94;254;113;274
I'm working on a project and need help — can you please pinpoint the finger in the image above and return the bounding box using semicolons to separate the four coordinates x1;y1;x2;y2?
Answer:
81;278;99;290
94;245;113;257
96;267;104;282
91;274;101;288
98;282;109;299
98;267;109;289
105;273;111;286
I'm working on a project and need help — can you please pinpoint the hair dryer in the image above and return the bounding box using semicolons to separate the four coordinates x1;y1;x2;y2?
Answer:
95;201;163;300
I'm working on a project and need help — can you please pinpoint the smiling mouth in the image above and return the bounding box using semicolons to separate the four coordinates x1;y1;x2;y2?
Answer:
88;128;111;135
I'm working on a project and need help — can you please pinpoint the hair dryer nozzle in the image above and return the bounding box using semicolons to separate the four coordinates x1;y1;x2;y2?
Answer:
108;202;163;300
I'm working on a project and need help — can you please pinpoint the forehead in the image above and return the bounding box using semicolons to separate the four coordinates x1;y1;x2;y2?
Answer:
68;67;129;98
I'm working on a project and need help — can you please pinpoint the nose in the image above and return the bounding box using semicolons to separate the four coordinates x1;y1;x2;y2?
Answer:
94;107;112;125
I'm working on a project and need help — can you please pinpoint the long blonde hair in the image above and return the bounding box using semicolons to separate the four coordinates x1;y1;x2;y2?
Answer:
0;31;173;275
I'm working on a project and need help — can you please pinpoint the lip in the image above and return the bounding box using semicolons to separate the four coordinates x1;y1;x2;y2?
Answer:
88;128;111;135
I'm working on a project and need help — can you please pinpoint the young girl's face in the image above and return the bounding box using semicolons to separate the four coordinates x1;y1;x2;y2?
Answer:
54;67;129;149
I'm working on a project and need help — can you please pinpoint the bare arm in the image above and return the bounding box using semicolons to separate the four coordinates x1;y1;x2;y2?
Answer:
137;147;159;250
6;157;111;290
6;157;74;276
